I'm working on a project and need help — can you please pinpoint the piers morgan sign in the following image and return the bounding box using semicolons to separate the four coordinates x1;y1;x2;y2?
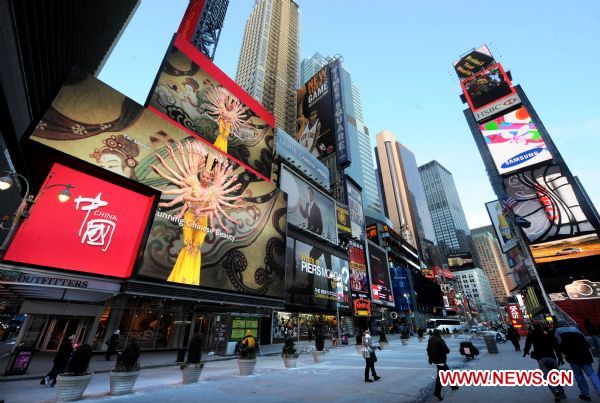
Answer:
4;163;155;278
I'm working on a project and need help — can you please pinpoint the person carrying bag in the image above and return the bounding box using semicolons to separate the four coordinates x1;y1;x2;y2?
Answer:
362;329;381;382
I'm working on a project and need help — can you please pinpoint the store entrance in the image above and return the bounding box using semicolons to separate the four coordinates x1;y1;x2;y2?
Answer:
30;316;90;352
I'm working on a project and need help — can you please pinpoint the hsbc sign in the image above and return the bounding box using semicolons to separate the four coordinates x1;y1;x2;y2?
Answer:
474;93;521;122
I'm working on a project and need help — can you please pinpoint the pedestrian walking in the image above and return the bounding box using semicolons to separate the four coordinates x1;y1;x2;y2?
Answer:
427;329;458;401
41;335;74;387
362;329;380;382
507;325;521;351
308;326;313;342
523;323;566;402
105;329;120;361
555;321;600;401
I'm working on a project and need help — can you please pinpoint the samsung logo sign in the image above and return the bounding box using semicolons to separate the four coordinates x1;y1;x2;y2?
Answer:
501;147;544;169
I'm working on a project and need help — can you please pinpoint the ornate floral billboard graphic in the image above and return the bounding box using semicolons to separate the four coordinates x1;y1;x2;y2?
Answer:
29;70;286;298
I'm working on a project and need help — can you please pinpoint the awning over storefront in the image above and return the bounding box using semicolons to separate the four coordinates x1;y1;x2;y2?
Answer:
0;263;121;303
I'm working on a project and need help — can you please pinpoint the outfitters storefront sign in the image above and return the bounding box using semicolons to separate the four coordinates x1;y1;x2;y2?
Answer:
29;71;287;298
285;238;350;310
4;163;155;278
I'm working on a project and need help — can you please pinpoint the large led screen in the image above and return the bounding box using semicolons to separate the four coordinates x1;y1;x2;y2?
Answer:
349;239;369;295
480;107;553;175
485;200;518;252
462;64;515;111
147;35;275;180
346;179;365;240
29;71;287;298
279;165;338;244
4;163;155;278
367;241;394;307
285;238;351;310
529;234;600;264
503;164;596;244
453;45;496;81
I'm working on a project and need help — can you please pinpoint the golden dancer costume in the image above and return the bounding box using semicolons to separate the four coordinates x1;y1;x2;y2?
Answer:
151;141;243;285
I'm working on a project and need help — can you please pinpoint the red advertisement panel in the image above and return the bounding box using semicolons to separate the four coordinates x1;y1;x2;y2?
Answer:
5;163;155;278
505;303;527;335
177;0;206;42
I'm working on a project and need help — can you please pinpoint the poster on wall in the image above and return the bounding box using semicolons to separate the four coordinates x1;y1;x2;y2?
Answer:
4;163;155;278
28;71;287;298
349;239;369;295
480;107;552;175
485;200;518;252
345;178;365;240
285;238;351;310
367;241;394;307
453;45;496;81
336;204;351;235
447;253;475;269
147;35;275;180
279;165;338;244
503;164;597;245
529;234;600;264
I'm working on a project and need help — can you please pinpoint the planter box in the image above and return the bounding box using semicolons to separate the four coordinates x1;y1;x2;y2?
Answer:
181;363;204;384
401;338;409;346
312;350;325;363
282;354;298;368
110;371;140;395
56;373;93;402
238;358;256;376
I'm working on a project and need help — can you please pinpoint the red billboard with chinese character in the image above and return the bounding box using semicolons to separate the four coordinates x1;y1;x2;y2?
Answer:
505;303;527;336
4;163;155;278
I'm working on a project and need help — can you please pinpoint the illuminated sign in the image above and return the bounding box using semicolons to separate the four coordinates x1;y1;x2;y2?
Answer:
485;200;518;252
461;64;518;118
354;298;372;316
505;303;526;329
5;163;155;278
453;45;496;81
336;204;351;235
368;241;394;307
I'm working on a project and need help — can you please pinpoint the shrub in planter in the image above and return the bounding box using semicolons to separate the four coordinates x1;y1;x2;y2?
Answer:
110;341;140;395
417;328;424;343
312;326;326;362
400;330;409;346
181;334;204;384
238;331;257;376
56;343;93;402
378;330;388;349
282;337;299;368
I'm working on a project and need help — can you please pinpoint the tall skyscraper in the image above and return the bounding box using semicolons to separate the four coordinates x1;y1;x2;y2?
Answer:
419;160;472;262
235;0;299;135
300;52;383;219
375;130;436;252
471;225;516;303
453;267;499;323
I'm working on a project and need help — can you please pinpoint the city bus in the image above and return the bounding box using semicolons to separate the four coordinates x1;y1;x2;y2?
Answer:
425;319;465;333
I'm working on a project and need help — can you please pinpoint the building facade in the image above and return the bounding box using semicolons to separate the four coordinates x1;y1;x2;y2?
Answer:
235;0;299;134
299;52;383;220
471;225;516;304
452;267;499;324
419;160;472;263
177;0;229;61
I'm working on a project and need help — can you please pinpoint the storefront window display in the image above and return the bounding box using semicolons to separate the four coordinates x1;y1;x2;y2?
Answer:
273;312;297;341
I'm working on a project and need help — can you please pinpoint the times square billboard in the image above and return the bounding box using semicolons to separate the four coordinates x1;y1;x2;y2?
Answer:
296;60;351;167
28;70;287;298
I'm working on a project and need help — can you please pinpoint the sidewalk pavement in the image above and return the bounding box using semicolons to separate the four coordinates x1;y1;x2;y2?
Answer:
0;339;339;382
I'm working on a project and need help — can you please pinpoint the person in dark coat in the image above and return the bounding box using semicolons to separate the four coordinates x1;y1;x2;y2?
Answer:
507;325;521;351
583;318;600;374
427;329;458;400
41;335;74;387
523;323;566;401
105;329;120;361
356;329;363;345
555;321;600;401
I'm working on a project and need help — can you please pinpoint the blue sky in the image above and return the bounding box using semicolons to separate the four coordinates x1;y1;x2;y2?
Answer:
100;0;600;228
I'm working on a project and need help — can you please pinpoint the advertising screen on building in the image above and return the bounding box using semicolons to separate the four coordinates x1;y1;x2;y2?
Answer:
503;164;597;245
367;241;394;307
336;204;351;235
453;45;496;81
480;107;553;175
29;71;287;298
391;266;412;311
447;253;475;269
279;165;338;244
529;234;600;265
485;200;518;252
349;239;369;294
4;163;155;278
275;128;329;188
296;61;351;167
461;64;517;114
505;304;526;331
147;35;275;180
285;237;351;310
346;178;365;240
